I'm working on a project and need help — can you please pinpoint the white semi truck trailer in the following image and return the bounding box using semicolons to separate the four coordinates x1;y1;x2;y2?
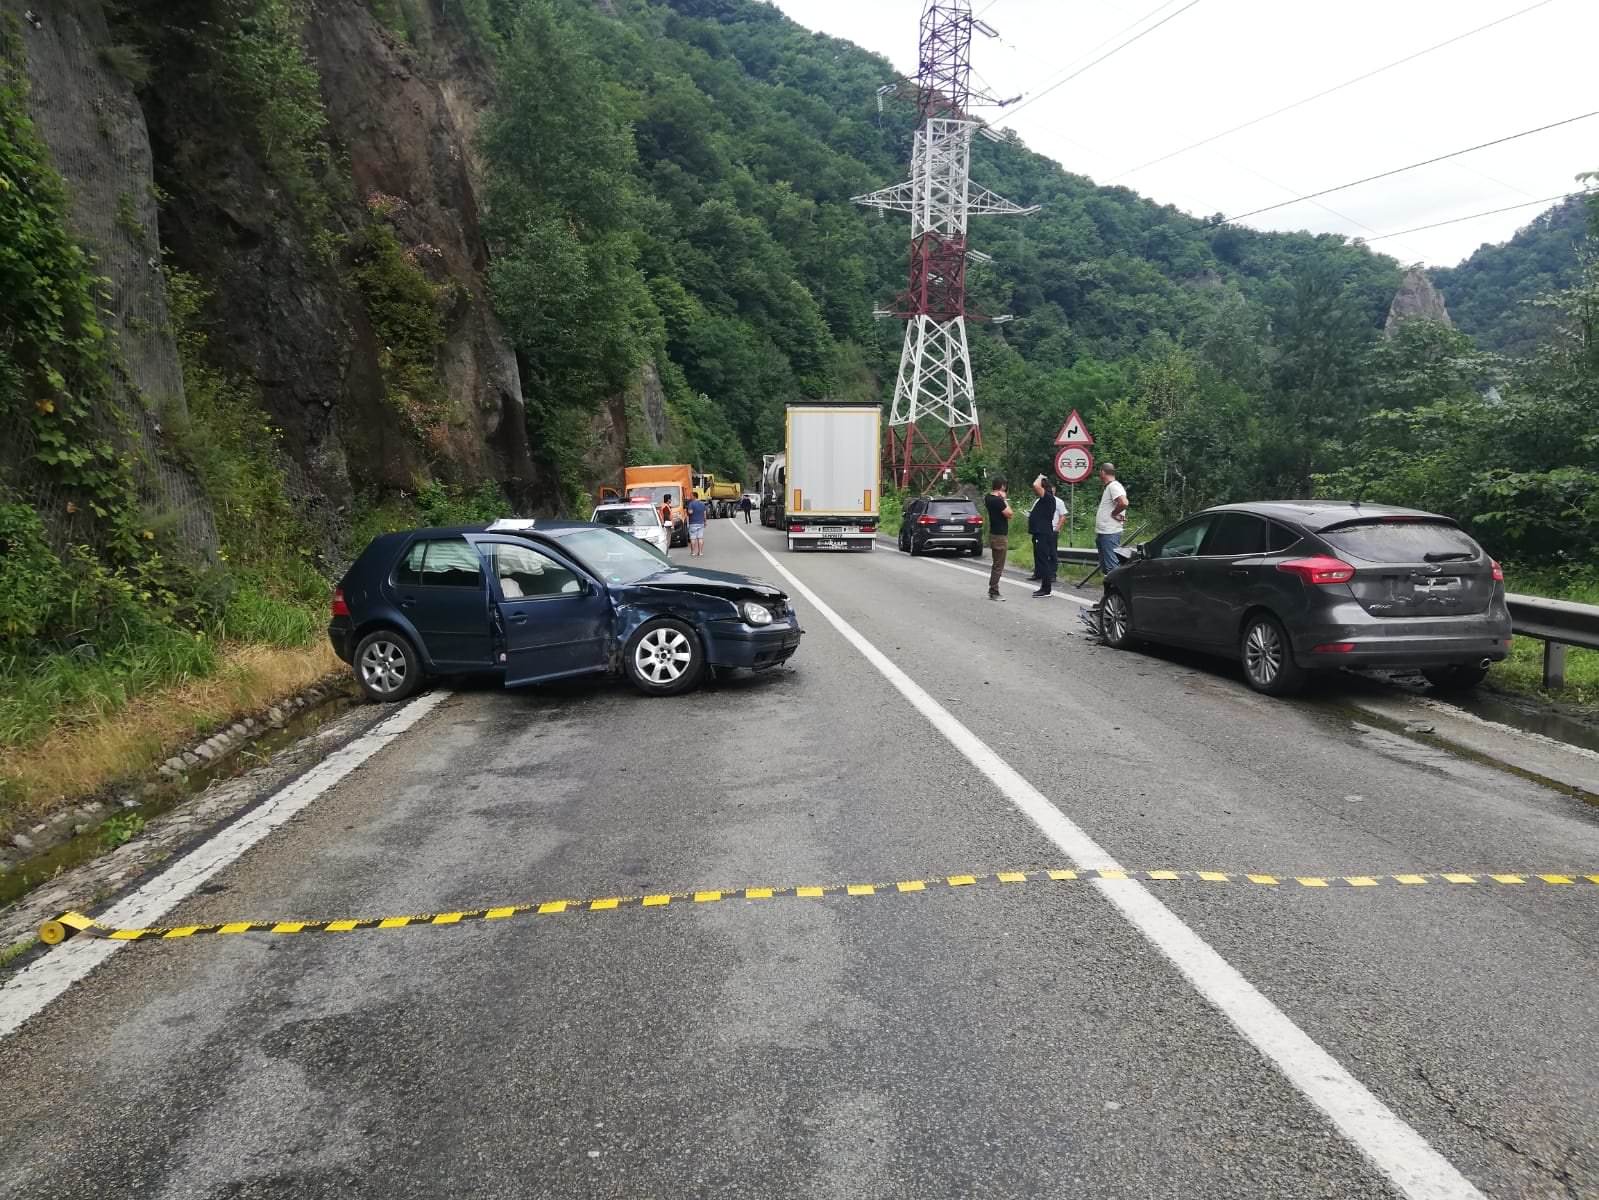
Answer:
781;403;881;552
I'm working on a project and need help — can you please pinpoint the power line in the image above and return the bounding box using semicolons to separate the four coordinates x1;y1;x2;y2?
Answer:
1205;109;1599;228
999;0;1187;105
1109;0;1560;182
1001;0;1203;120
1360;190;1592;243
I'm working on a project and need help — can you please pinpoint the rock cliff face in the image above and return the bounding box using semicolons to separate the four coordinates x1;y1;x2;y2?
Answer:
1384;265;1453;336
5;0;642;553
1;0;217;550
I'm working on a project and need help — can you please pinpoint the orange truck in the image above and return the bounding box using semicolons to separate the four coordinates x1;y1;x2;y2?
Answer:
621;464;693;548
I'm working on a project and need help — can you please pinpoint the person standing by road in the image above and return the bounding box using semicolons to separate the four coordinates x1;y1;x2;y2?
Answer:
1029;474;1059;597
685;494;708;557
1095;463;1129;578
984;478;1012;601
739;493;753;524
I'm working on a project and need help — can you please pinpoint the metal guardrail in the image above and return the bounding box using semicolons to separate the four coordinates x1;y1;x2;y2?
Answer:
1054;551;1597;688
1506;592;1599;688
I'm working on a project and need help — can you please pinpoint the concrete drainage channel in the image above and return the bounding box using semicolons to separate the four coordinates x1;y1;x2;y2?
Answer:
0;677;364;928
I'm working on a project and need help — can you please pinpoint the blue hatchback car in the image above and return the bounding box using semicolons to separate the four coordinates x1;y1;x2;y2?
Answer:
329;520;802;701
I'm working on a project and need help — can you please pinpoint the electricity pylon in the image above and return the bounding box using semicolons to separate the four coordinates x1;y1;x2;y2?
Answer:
854;1;1036;491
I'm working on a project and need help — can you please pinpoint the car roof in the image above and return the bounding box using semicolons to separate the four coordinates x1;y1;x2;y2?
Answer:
390;521;596;539
917;495;976;503
592;502;654;511
1201;501;1449;529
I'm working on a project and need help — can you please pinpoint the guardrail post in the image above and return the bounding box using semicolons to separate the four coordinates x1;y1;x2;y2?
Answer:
1544;641;1567;690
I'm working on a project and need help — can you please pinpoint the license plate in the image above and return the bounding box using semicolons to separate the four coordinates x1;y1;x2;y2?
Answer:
817;538;848;549
942;525;964;532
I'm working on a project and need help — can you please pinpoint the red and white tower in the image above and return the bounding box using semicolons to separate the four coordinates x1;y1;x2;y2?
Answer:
854;1;1036;491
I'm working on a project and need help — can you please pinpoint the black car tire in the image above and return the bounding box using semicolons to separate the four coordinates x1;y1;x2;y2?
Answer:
624;618;705;696
1100;589;1136;649
1240;613;1307;697
1423;664;1489;691
967;544;982;556
354;629;423;703
909;535;923;556
898;529;909;552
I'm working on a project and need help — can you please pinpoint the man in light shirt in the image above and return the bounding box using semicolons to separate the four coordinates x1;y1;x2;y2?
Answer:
1094;462;1128;577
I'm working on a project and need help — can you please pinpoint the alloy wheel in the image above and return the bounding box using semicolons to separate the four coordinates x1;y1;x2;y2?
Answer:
1244;621;1282;687
1102;592;1129;644
359;639;408;696
635;626;693;684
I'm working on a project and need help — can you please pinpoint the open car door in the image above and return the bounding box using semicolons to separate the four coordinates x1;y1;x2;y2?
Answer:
481;541;611;685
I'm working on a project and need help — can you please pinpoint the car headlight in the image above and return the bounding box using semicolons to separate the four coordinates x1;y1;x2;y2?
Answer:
740;600;774;626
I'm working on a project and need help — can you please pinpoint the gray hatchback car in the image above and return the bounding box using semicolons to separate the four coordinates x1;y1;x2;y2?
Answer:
1098;501;1513;696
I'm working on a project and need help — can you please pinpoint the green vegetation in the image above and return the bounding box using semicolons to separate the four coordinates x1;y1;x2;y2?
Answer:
348;221;450;439
1433;196;1589;356
100;811;146;850
1492;566;1599;707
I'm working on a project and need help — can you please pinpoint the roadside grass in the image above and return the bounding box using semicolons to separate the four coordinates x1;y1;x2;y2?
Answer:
0;936;35;969
1491;566;1599;709
0;639;340;834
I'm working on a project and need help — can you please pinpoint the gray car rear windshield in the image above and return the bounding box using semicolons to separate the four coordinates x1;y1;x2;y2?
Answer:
594;508;657;528
927;501;976;517
1320;520;1482;564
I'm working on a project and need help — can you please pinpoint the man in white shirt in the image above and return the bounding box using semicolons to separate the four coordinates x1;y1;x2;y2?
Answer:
1094;462;1128;577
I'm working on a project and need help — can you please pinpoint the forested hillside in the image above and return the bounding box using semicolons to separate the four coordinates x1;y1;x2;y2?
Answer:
1433;195;1590;356
3;0;1597;797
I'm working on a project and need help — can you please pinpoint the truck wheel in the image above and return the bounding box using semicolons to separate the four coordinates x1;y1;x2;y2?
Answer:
624;619;705;696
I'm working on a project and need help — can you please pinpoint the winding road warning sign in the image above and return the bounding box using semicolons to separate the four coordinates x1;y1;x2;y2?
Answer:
1054;409;1093;446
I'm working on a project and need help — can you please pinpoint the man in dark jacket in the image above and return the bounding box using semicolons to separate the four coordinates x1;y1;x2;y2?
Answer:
1029;474;1060;597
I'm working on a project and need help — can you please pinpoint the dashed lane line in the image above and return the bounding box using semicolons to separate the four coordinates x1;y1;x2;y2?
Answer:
735;521;1486;1200
38;868;1599;944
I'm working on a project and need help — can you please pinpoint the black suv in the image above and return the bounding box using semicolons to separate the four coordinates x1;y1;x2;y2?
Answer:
898;496;984;556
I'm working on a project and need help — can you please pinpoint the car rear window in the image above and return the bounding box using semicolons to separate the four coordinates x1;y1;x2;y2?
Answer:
1320;520;1482;564
595;508;655;527
927;501;976;517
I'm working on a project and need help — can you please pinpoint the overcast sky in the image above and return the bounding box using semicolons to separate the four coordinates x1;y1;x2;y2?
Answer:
768;0;1596;266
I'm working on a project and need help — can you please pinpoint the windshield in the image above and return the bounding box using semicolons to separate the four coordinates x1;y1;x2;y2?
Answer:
1321;520;1482;564
593;507;658;528
553;527;669;582
628;486;676;508
928;501;976;517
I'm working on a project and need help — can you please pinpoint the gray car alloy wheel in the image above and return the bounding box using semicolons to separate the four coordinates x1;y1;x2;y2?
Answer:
1243;620;1284;688
1101;591;1130;645
634;625;693;685
360;638;409;696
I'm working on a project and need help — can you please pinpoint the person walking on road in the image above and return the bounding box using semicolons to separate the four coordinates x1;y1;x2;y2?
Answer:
1095;463;1129;578
685;494;708;557
1029;474;1060;597
984;478;1012;601
740;493;753;524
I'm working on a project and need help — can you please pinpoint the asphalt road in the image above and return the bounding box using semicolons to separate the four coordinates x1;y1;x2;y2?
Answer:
2;521;1597;1199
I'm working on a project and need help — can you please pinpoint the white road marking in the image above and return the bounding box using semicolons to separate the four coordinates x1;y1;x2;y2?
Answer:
735;522;1483;1200
0;689;452;1041
874;537;1095;606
